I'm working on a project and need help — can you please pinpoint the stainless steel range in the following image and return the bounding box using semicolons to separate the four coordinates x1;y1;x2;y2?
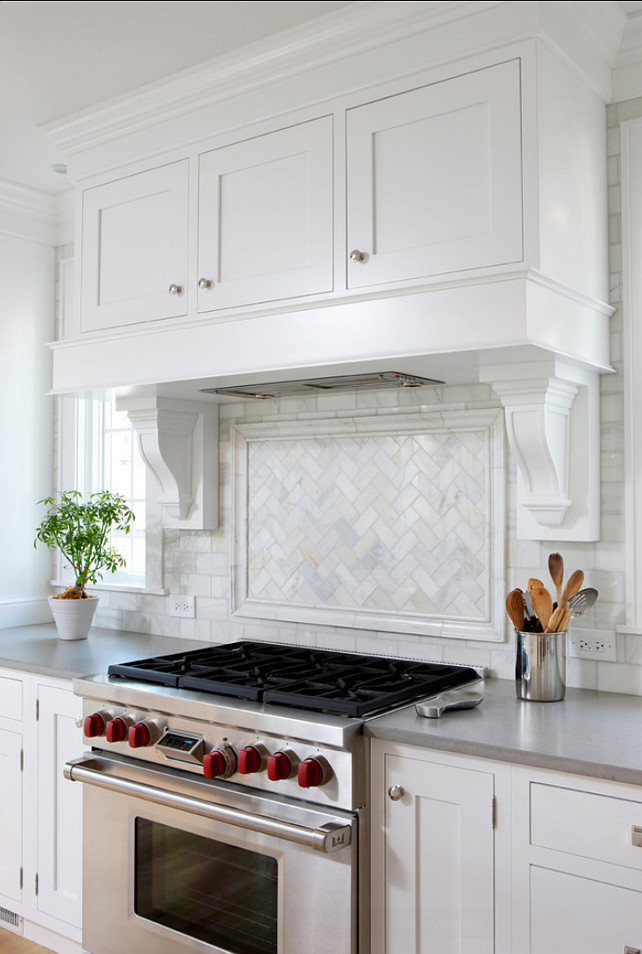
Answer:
65;640;480;954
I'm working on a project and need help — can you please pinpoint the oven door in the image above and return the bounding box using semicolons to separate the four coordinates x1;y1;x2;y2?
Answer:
65;753;359;954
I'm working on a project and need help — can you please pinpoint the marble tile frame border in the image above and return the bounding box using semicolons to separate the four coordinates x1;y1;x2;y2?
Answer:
231;408;506;642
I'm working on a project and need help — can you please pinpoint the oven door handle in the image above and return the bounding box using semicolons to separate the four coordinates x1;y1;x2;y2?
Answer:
64;756;352;854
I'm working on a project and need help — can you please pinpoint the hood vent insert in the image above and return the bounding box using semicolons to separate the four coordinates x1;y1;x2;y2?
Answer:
201;372;443;399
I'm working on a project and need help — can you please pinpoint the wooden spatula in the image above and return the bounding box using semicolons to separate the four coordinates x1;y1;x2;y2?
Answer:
505;588;526;630
530;585;553;630
548;552;564;606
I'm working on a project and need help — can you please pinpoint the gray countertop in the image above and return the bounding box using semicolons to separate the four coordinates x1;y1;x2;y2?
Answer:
0;623;203;679
3;625;642;786
365;677;642;786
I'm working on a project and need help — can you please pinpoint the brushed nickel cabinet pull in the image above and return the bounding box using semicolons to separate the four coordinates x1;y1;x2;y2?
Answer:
624;946;641;953
388;784;405;801
631;825;642;847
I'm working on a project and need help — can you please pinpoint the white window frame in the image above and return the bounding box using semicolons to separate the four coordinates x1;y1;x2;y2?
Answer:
55;394;164;595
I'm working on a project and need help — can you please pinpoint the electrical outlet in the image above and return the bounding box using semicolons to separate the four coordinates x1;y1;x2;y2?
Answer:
168;595;195;618
568;632;616;662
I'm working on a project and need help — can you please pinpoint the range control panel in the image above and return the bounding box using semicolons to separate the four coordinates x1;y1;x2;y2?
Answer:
81;700;361;808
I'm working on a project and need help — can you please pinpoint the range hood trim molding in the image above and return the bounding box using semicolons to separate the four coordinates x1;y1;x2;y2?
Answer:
481;361;600;541
116;396;219;531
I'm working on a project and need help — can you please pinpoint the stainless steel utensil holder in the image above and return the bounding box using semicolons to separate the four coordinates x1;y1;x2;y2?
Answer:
515;630;567;702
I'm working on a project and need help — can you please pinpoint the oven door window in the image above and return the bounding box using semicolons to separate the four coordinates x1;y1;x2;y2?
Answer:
135;818;278;954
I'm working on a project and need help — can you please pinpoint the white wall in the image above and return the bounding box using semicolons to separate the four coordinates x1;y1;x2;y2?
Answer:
0;231;55;626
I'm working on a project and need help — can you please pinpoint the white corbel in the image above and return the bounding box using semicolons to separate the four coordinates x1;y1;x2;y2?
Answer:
116;394;219;529
480;361;600;541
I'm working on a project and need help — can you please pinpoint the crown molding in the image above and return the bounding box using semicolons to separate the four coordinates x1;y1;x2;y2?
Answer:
46;1;504;156
613;11;642;101
0;179;57;245
44;0;627;164
0;179;74;246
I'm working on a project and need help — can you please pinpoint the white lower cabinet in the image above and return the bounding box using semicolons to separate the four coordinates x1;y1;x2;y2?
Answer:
371;741;642;954
0;727;23;904
512;766;642;954
370;740;512;954
0;668;83;953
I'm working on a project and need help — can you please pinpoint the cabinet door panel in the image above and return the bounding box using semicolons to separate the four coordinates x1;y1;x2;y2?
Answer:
0;728;22;903
0;673;23;721
381;752;494;954
81;160;189;331
531;865;642;954
198;116;333;310
347;59;523;287
36;685;82;928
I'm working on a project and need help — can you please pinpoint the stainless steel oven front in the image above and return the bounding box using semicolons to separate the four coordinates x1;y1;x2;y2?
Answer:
66;753;360;954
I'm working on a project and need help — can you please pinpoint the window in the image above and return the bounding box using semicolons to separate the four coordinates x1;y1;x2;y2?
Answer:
56;394;162;593
76;398;147;585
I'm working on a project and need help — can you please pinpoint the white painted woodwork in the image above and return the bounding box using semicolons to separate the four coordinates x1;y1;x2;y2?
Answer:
621;117;642;634
0;729;22;904
117;395;219;530
80;160;189;332
530;782;642;872
530;866;642;954
0;676;23;722
346;59;523;288
512;764;642;954
198;116;333;310
481;360;601;539
34;685;82;930
371;742;494;954
48;2;615;540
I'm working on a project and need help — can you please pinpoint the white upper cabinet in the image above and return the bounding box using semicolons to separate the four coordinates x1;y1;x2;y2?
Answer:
80;160;189;332
346;59;523;288
198;116;333;311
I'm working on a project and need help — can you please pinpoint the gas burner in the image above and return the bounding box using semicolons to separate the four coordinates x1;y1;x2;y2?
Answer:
108;640;478;717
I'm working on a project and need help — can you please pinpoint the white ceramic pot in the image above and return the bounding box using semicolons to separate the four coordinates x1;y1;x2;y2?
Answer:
48;595;99;640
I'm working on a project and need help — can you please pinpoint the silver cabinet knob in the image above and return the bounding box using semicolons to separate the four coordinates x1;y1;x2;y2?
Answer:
388;784;405;801
198;278;213;290
624;948;641;954
349;249;366;263
168;283;183;295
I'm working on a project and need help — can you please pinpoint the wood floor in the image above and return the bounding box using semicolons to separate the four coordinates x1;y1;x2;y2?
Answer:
0;929;54;954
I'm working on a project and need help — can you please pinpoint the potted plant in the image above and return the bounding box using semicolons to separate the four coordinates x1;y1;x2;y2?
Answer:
34;490;135;640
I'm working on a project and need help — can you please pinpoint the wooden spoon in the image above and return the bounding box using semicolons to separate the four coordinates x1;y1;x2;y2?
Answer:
505;589;525;630
530;585;553;630
527;578;545;593
548;552;564;606
561;569;584;606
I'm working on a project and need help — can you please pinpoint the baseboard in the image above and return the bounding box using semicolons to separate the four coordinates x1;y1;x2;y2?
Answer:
23;919;83;954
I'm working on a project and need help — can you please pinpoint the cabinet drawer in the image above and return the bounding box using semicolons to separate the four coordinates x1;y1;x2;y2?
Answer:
531;782;642;871
0;673;23;721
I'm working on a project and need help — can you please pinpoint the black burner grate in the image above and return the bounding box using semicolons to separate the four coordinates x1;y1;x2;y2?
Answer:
108;641;478;717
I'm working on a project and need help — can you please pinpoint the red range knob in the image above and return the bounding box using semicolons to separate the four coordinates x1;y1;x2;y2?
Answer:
298;757;324;788
237;745;264;775
84;713;106;738
203;749;228;778
105;717;129;743
128;722;151;748
267;751;292;781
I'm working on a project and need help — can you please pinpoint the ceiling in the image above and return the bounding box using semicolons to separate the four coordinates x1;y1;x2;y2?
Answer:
0;0;639;197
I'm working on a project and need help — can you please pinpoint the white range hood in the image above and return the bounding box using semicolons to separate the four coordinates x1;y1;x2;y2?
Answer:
47;1;623;542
